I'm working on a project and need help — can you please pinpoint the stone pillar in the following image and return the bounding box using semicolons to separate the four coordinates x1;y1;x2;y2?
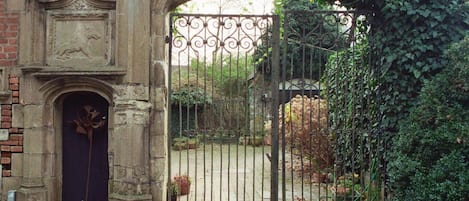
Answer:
16;104;48;201
150;1;170;200
116;0;151;84
15;0;48;198
149;1;189;200
110;1;154;199
110;85;153;201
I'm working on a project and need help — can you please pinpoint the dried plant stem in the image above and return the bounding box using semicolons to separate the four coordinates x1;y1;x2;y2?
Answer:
85;132;93;201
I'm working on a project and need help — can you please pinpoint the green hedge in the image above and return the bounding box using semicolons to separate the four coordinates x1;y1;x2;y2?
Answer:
388;37;469;201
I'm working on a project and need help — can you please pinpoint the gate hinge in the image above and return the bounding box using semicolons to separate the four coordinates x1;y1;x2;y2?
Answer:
165;36;170;44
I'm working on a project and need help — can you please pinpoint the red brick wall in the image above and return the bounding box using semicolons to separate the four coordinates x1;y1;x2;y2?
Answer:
0;0;19;66
0;75;22;177
0;0;22;177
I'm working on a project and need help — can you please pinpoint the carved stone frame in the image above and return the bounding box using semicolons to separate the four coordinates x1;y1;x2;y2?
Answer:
46;10;114;67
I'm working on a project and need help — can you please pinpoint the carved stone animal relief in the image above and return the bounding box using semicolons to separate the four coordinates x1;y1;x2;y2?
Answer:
45;0;114;67
54;20;104;61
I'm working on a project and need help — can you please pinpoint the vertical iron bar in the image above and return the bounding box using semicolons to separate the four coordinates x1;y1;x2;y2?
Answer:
270;15;284;201
203;16;209;201
280;12;289;201
167;13;174;201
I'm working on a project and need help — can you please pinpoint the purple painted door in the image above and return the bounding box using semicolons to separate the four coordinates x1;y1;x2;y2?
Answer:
62;92;109;201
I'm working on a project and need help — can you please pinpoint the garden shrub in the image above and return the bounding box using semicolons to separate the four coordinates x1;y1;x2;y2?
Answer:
388;37;469;201
279;95;333;170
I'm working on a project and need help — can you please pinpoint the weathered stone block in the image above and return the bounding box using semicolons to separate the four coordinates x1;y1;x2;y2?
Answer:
152;61;167;87
114;125;148;166
109;181;152;200
19;75;42;105
113;100;152;125
21;153;43;178
1;176;21;199
150;134;165;158
43;178;58;201
23;128;44;154
43;127;55;154
150;181;164;201
153;37;166;62
152;14;166;36
114;84;149;101
109;194;152;201
6;0;25;11
116;0;151;84
12;104;24;128
23;105;43;129
150;157;165;183
0;129;9;141
153;87;166;111
113;166;150;184
11;153;23;177
42;154;56;177
15;187;47;201
152;111;165;137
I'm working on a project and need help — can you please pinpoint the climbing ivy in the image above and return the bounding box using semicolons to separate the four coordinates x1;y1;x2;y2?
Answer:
374;0;468;135
325;22;378;171
312;0;468;196
332;0;468;196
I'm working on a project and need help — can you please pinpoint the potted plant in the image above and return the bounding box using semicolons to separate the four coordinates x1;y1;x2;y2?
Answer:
186;137;199;149
173;174;191;195
168;182;178;201
239;135;249;145
172;137;199;150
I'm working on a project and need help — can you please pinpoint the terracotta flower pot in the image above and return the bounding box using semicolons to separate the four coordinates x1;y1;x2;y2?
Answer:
173;175;191;196
177;182;190;195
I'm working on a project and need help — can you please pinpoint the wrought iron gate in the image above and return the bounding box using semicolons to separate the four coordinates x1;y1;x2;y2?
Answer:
168;10;383;201
277;10;383;201
168;14;279;201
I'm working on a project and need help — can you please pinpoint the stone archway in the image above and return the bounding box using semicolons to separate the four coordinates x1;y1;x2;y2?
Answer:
45;78;114;201
15;77;114;201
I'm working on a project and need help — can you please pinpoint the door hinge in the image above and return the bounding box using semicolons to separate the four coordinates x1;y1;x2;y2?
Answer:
165;36;170;44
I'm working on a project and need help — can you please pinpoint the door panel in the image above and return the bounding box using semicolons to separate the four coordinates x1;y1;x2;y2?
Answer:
62;92;109;201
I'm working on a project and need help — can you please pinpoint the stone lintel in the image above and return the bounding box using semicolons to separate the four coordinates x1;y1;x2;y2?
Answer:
20;66;127;81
